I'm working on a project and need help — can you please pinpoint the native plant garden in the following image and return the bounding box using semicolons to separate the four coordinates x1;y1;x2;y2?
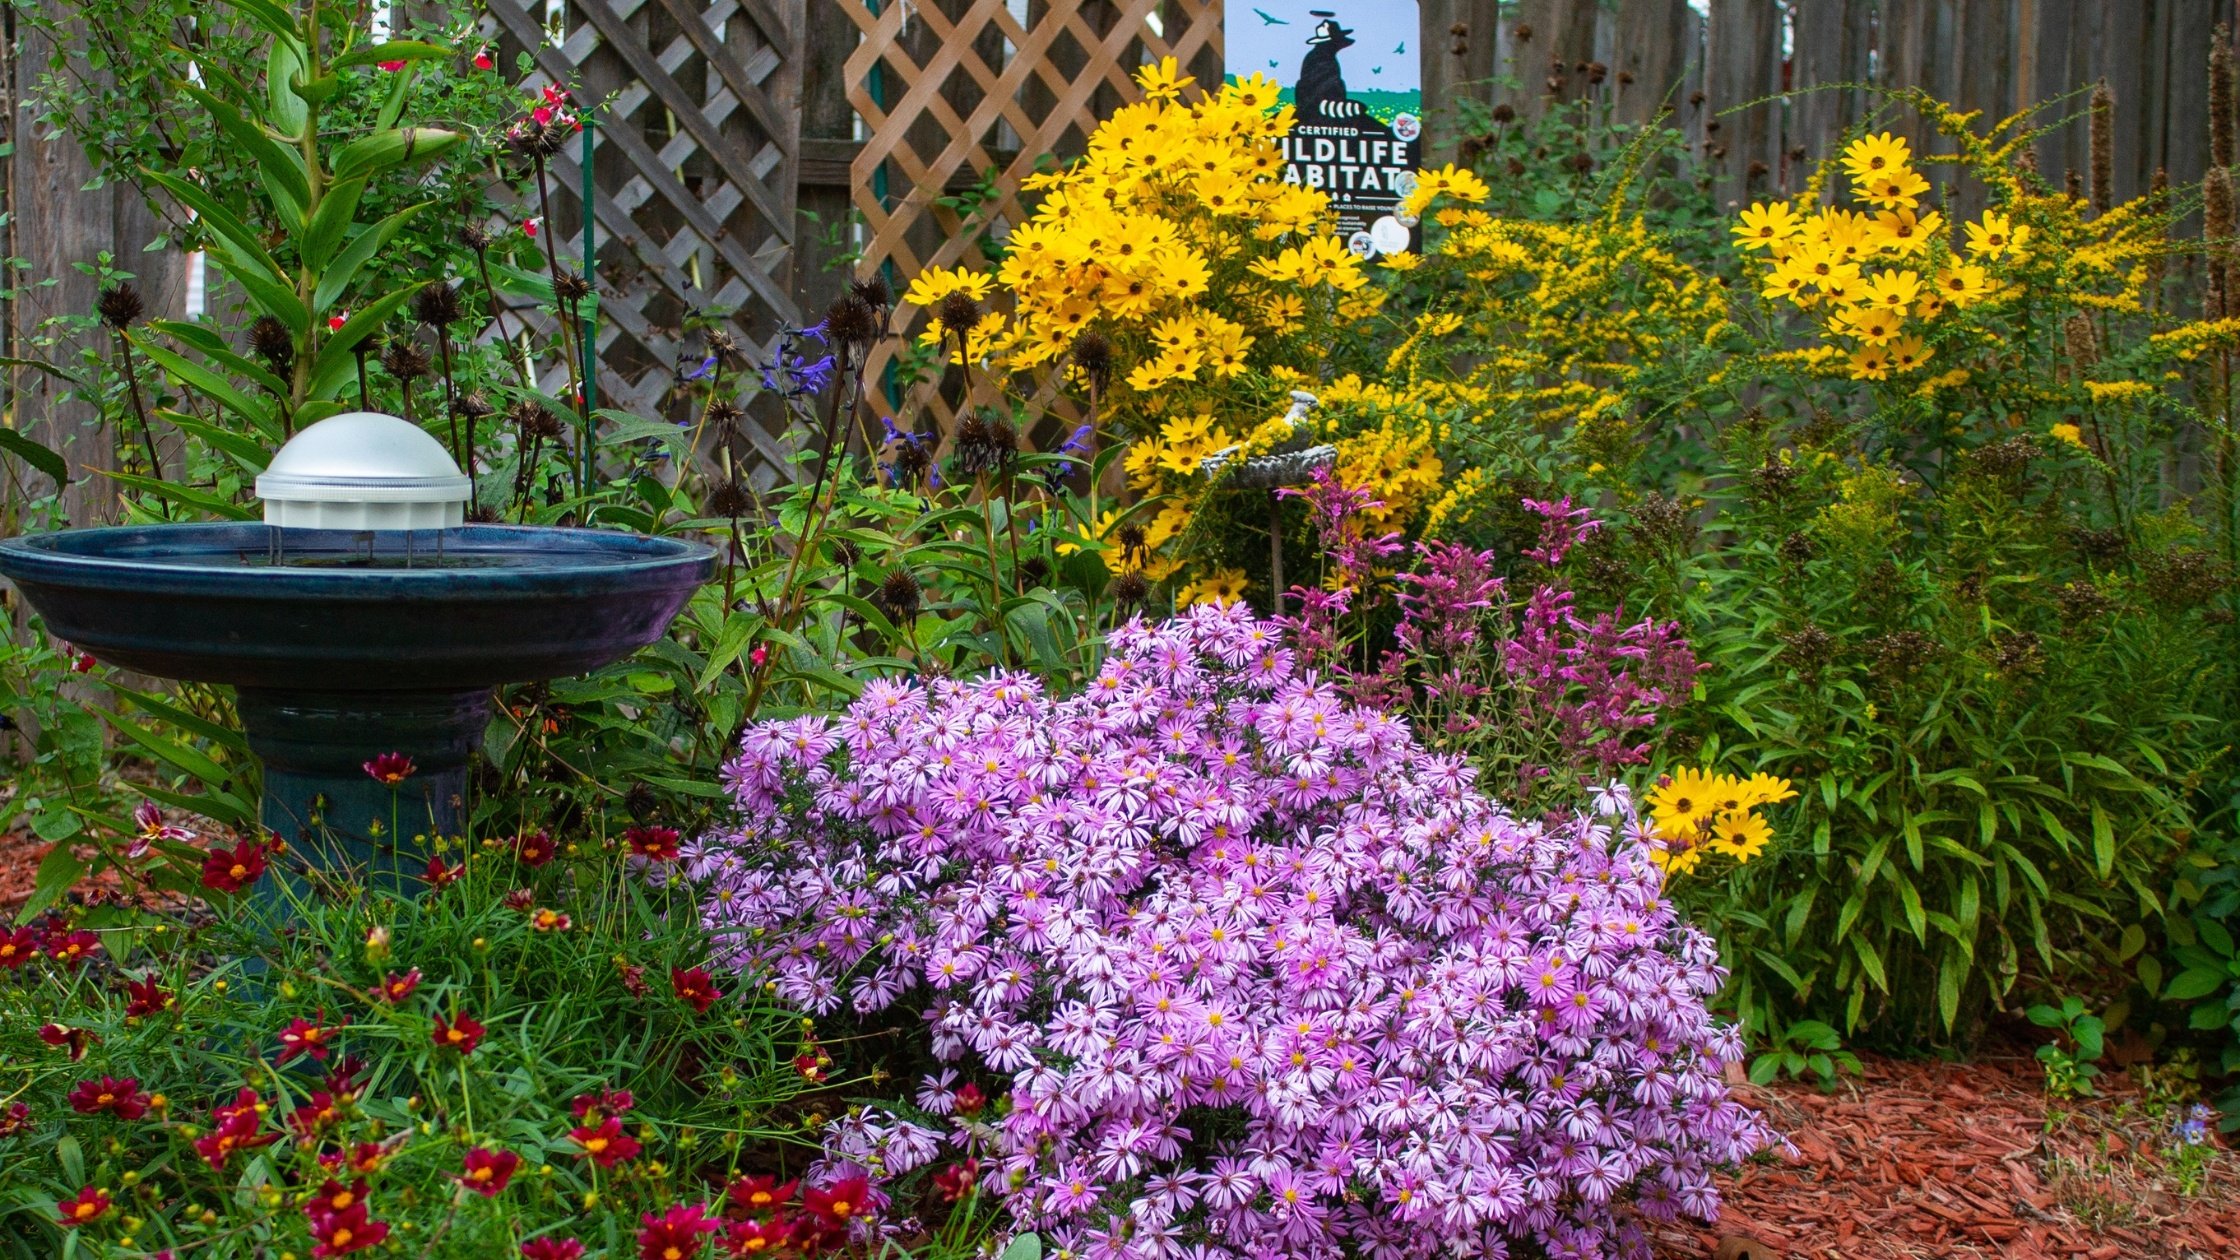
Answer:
1;1;2238;1256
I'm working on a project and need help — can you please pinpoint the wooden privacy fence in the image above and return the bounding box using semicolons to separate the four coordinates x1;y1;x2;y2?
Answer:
6;0;2240;499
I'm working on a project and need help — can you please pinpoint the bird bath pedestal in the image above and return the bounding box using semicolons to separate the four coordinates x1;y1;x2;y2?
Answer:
0;414;713;878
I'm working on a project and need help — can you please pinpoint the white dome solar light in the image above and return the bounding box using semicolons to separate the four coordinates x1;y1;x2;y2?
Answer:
256;412;472;530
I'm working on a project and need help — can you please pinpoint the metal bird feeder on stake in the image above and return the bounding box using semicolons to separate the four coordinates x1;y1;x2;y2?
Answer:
1197;391;1333;609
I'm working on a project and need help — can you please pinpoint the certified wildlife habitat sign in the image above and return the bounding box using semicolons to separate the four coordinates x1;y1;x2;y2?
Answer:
1225;1;1422;256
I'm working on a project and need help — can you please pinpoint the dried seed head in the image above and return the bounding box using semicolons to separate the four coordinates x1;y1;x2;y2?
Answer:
828;537;862;567
552;270;593;305
2069;525;2128;565
1868;630;1935;685
1748;457;1798;506
1071;332;1113;392
1110;570;1151;608
1777;531;1815;566
850;274;892;311
989;417;1020;460
2062;313;2100;373
2146;167;2171;306
1991;629;2045;677
249;316;295;370
2012;148;2040;179
892;436;933;488
97;283;145;330
2055;580;2114;626
705;329;744;366
708;479;754;519
2214;28;2236;168
2208;166;2235;317
466;502;501;523
1779;622;1837;678
951;415;1005;477
879;570;923;619
624;781;658;821
454;389;495;420
706;398;746;431
413;283;464;328
935;291;983;339
1570;152;1596;174
381;339;433;381
823;293;880;353
1017;556;1049;588
1115;522;1148;564
459;221;493;251
510;400;563;439
2089;79;2114;215
2143;548;2232;609
1491;102;1515;124
1965;435;2036;481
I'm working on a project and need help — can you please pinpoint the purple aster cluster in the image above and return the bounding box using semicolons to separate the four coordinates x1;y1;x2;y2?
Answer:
686;604;1778;1259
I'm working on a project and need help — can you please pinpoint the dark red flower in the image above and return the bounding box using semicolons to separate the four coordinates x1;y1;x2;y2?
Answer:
287;1090;345;1138
193;1088;277;1169
320;1140;396;1175
624;825;682;862
123;975;174;1017
67;1076;149;1120
792;1053;826;1083
635;1201;718;1260
473;48;496;71
724;1174;797;1217
55;1186;111;1227
324;1054;369;1101
375;969;422;1003
512;830;556;866
618;960;650;997
306;1178;369;1220
309;1201;388;1255
432;1011;486;1055
277;1015;347;1063
44;927;99;969
522;1239;586;1260
0;927;37;968
671;965;723;1014
37;1023;92;1060
802;1174;871;1228
363;753;416;785
722;1217;794;1254
0;1101;30;1136
570;1088;635;1123
952;1082;987;1116
457;1146;520;1196
201;839;268;893
423;855;463;888
932;1157;980;1202
567;1114;641;1167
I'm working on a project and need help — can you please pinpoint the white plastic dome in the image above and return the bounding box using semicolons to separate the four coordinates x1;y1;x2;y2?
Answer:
256;412;471;530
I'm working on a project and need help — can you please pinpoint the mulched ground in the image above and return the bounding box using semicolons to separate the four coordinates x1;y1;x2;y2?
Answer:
4;829;2233;1259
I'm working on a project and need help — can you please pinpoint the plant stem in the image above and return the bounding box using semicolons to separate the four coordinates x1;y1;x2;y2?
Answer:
112;329;164;484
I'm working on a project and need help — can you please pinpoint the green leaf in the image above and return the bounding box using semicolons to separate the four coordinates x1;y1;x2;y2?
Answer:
299;175;368;271
135;341;276;433
158;409;274;473
1000;1236;1043;1260
2198;915;2236;959
1936;950;1964;1032
267;37;310;138
18;842;86;924
1851;934;1887;990
177;83;308;222
104;470;259;520
312;201;430;313
307;284;426;399
2167;967;2231;1002
331;40;455;70
138;169;287;286
330;126;462;181
0;426;66;484
2090;804;2115;879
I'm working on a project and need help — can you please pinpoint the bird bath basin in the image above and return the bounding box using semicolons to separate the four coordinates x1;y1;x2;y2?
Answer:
0;414;714;879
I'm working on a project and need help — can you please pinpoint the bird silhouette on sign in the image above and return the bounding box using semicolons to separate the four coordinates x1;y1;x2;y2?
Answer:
1253;7;1288;23
1394;40;1406;53
1372;66;1382;74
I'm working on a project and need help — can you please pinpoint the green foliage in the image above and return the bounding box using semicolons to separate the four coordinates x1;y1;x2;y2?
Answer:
2028;995;2108;1098
1746;1018;1861;1090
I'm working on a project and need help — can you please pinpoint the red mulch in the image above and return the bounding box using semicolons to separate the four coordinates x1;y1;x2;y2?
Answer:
1655;1055;2240;1259
3;834;2233;1259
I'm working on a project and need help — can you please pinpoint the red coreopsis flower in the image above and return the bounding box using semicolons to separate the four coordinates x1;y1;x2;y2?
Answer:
724;1174;797;1217
0;1102;30;1136
201;839;268;893
723;1217;793;1255
567;1114;642;1167
324;1054;369;1101
277;1015;348;1063
457;1146;520;1196
530;907;572;932
635;1202;719;1260
423;854;463;888
192;1088;277;1169
363;752;416;785
570;1087;635;1123
306;1178;369;1219
512;830;556;867
123;975;174;1018
802;1174;872;1230
287;1090;345;1138
792;1052;826;1083
320;1140;397;1175
45;927;100;969
309;1202;388;1256
0;927;37;968
67;1076;150;1120
932;1156;980;1202
952;1081;987;1116
55;1186;111;1228
671;965;723;1014
432;1012;486;1055
132;800;195;856
375;969;422;1003
38;1023;93;1060
624;825;682;862
521;1239;586;1260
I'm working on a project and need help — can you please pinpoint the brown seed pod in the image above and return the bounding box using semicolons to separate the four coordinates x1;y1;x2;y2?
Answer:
249;316;296;371
381;339;432;381
413;283;464;328
879;569;924;619
97;283;145;330
2088;79;2114;216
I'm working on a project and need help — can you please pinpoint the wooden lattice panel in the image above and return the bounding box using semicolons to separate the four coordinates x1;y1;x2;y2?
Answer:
484;0;806;484
839;0;1222;418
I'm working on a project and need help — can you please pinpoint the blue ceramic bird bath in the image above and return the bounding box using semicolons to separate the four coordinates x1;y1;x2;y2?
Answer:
0;521;714;872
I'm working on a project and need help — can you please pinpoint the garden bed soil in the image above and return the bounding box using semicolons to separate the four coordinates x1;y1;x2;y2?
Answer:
0;844;2231;1259
1664;1054;2240;1260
